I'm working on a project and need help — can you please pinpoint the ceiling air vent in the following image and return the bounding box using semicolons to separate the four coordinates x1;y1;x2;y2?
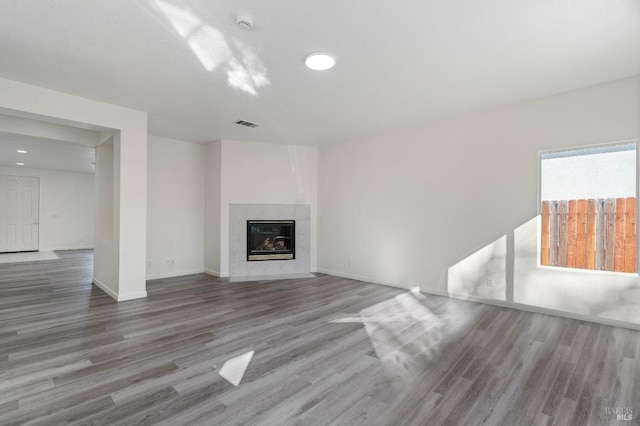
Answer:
234;120;259;128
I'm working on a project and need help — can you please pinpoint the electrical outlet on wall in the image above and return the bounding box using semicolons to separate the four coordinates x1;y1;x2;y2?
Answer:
486;277;494;287
147;261;152;268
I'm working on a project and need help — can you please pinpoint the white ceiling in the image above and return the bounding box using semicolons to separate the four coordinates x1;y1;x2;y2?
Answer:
1;0;638;146
0;114;102;174
0;134;95;175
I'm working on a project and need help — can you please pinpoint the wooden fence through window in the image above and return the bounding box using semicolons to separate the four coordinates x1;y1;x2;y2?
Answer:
540;197;636;273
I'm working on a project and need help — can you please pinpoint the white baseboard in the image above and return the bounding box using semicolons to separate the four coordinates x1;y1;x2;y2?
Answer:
205;268;228;278
316;268;640;331
92;278;147;302
41;245;93;252
117;291;148;302
92;278;118;301
146;268;205;280
419;287;640;331
315;268;410;290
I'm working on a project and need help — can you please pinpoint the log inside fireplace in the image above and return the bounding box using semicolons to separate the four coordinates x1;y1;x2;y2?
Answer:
247;220;295;261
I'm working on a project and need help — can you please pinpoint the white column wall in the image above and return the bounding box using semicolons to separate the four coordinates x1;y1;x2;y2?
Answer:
204;141;222;276
146;135;205;279
0;77;148;301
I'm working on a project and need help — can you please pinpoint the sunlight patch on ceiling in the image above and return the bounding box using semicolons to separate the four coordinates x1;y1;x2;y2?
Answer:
152;0;231;71
150;0;269;96
228;40;269;96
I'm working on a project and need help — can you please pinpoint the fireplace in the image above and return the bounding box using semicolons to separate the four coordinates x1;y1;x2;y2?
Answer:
247;220;295;261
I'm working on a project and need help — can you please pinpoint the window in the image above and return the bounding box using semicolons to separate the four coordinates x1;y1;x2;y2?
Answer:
540;142;637;272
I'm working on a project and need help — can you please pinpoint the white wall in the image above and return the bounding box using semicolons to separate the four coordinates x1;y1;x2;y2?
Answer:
0;77;148;302
95;137;114;242
209;140;318;277
94;137;118;291
0;166;94;251
204;141;222;276
0;114;103;146
318;76;640;327
147;135;205;279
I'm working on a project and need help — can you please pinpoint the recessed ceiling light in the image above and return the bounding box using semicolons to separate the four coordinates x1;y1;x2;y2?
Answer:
305;53;335;71
16;163;24;166
17;150;27;154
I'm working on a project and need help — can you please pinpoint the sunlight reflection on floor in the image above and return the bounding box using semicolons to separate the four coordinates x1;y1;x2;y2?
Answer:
218;350;255;386
332;288;445;380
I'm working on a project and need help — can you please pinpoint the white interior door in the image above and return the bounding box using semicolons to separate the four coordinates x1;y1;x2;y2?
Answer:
0;175;39;253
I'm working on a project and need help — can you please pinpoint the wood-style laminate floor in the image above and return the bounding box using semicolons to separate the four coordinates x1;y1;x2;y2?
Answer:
1;250;639;425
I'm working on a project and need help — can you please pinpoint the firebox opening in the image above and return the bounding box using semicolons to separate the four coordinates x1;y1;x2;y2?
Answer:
247;220;295;261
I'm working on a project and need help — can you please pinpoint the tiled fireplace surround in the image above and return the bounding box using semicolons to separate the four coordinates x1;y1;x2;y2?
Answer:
229;204;311;279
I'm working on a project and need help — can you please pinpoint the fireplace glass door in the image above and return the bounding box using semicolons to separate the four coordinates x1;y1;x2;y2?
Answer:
247;220;295;261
